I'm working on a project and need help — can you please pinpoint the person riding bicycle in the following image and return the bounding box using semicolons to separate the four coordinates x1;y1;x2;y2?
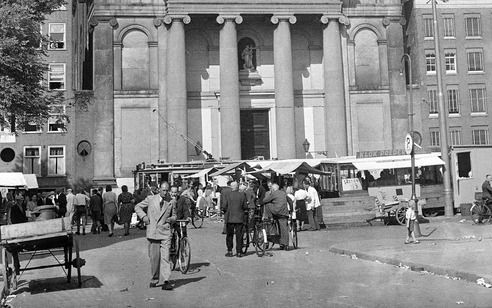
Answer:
482;174;492;206
262;183;291;251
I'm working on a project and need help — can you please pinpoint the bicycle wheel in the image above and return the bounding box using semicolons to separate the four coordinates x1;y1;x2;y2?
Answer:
241;226;249;254
178;237;191;274
170;234;179;271
471;203;491;224
290;221;298;249
254;225;267;257
192;209;204;228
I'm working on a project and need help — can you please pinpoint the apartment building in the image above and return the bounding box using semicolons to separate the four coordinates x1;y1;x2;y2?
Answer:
405;0;492;150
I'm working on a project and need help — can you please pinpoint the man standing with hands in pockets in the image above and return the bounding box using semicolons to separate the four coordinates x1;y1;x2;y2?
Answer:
135;182;176;291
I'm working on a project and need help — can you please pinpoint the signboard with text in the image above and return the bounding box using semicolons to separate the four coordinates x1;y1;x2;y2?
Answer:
341;178;363;191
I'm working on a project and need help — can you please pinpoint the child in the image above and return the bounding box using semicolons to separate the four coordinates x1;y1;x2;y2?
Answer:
405;200;420;244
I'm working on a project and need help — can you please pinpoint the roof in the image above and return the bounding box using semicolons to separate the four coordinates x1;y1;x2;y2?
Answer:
351;153;445;171
248;161;330;176
209;162;254;177
0;173;39;189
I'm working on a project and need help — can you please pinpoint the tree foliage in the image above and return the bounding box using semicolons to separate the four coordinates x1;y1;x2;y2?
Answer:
0;0;66;132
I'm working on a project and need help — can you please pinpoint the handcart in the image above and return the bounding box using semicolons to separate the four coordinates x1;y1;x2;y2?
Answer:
0;217;84;299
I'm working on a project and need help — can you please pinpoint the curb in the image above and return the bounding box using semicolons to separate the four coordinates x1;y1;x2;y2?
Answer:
329;245;489;286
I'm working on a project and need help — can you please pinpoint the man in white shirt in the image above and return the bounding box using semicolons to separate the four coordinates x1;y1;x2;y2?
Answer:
66;188;75;220
303;179;320;231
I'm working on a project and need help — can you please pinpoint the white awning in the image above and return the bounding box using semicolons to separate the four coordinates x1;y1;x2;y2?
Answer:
183;167;217;179
351;153;445;171
23;174;39;189
0;172;28;188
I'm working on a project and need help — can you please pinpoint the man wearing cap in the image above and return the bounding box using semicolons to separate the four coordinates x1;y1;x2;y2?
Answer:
221;182;248;257
262;183;291;250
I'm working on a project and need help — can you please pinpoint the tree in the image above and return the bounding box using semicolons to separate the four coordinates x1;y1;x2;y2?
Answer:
0;0;66;132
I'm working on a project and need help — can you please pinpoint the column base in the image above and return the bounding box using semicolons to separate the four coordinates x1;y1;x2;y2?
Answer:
92;178;117;188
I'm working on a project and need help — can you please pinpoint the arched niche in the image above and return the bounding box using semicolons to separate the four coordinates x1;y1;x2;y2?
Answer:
121;30;150;90
354;29;380;90
238;37;257;71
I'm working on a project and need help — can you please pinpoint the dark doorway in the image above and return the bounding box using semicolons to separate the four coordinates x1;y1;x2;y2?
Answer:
240;109;270;160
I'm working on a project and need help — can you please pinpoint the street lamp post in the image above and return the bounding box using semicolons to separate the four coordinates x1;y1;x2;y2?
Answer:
401;54;417;203
432;0;454;216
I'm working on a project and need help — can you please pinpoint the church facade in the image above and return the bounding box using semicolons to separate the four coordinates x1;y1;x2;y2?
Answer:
82;0;408;184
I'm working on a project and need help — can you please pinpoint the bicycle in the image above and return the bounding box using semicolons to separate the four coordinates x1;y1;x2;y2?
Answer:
169;220;191;274
190;206;204;229
288;215;298;249
470;199;492;224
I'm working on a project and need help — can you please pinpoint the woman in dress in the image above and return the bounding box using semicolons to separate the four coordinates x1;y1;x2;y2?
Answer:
118;185;135;236
102;185;118;237
294;187;309;231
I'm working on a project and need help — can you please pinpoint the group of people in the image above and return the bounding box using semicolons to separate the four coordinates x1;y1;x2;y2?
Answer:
219;178;323;258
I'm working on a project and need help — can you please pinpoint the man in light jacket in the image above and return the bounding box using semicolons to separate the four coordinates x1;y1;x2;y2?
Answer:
135;182;176;290
303;179;320;231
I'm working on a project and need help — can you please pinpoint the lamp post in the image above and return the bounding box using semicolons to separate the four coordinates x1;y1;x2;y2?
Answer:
401;54;417;203
303;138;310;158
432;0;454;216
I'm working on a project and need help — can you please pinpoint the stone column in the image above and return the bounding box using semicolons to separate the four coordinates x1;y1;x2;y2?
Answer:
92;17;116;185
321;15;349;157
113;42;122;90
163;15;190;162
155;18;168;161
149;41;159;89
271;15;296;159
217;15;243;160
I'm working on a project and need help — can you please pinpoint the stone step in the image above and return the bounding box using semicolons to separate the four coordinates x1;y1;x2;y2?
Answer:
322;204;375;214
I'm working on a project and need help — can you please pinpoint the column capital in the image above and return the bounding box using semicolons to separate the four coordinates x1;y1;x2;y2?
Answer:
271;15;296;25
216;15;243;25
163;14;191;25
153;18;164;28
320;14;350;27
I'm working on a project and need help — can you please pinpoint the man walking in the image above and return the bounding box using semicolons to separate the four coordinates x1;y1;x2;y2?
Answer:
221;182;247;258
135;182;176;291
303;179;321;231
57;188;67;218
73;189;90;235
263;183;291;250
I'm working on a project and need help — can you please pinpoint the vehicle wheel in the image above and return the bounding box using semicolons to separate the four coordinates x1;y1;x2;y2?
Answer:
395;206;407;225
241;227;249;254
178;237;191;274
254;225;266;257
2;248;11;297
290;223;298;249
170;234;179;271
471;203;485;224
192;209;204;229
483;205;492;223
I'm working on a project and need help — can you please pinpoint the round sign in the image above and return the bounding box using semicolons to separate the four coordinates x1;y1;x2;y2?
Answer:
405;133;413;155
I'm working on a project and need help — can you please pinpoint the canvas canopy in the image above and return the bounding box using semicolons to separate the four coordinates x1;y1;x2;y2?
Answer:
0;172;36;188
248;161;330;176
209;162;253;177
351;153;445;171
183;167;218;179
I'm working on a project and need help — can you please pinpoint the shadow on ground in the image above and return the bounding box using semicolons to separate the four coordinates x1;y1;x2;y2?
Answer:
13;275;102;295
186;262;210;274
172;276;205;289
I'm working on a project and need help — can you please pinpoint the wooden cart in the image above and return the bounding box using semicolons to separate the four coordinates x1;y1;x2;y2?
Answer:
0;218;84;298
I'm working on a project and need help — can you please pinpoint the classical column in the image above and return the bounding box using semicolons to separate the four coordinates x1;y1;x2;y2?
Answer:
271;15;296;159
217;15;243;160
113;42;122;90
149;41;159;89
92;17;116;185
321;15;349;157
163;15;190;162
155;18;168;161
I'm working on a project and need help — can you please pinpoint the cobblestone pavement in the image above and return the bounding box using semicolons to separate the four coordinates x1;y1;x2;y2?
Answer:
5;218;492;308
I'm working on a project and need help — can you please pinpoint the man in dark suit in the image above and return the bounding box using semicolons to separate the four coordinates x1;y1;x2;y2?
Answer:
57;189;67;218
221;182;247;258
482;174;492;205
220;181;233;234
263;183;290;250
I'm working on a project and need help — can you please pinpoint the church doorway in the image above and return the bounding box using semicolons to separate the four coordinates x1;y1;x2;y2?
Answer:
240;109;270;160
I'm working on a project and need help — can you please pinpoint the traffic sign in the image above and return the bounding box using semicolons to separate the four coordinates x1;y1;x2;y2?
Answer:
405;133;413;155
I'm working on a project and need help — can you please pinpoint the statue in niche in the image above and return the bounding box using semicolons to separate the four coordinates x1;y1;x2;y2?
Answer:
241;45;256;71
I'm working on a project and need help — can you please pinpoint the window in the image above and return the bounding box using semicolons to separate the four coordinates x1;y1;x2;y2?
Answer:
23;146;41;176
48;105;66;132
48;146;65;175
423;16;434;38
472;128;489;145
465;15;481;37
467;50;484;72
470;87;486;113
48;63;65;90
450;128;462;145
425;51;436;74
445;51;456;73
24;121;41;133
443;15;455;38
427;88;438;114
430;130;440;146
457;152;471;178
447;88;459;114
48;23;66;50
0;148;15;163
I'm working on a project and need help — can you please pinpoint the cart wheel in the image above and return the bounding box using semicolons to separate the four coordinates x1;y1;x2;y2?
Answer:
395;206;407;225
74;238;82;287
2;248;10;297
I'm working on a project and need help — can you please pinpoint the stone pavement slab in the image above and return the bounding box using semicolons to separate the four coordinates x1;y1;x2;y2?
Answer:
329;216;492;287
